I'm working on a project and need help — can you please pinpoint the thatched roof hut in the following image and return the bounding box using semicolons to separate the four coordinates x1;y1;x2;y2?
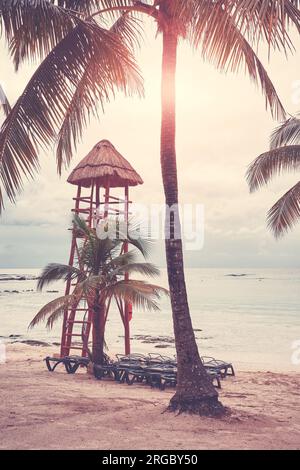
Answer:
67;139;143;188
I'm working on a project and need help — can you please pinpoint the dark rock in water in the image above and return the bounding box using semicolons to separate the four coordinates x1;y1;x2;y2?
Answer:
225;273;248;277
9;334;22;338
134;334;174;344
193;328;202;332
154;344;170;349
52;342;60;346
46;290;59;293
19;340;50;347
0;274;38;281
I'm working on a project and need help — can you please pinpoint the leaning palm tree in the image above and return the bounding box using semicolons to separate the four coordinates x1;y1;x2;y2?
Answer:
246;113;300;237
1;1;300;415
30;215;168;365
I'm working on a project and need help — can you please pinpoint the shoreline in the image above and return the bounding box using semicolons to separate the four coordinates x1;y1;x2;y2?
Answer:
1;343;300;450
1;339;299;374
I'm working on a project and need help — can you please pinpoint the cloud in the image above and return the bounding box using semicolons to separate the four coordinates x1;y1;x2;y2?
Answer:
1;23;300;268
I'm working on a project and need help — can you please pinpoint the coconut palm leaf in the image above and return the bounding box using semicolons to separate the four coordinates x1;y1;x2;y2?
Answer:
270;115;300;149
112;216;153;258
105;279;168;311
0;0;80;70
55;13;144;172
0;19;143;210
89;0;143;19
172;1;300;52
80;235;118;271
267;180;300;237
56;1;107;16
110;262;160;278
0;113;39;211
127;233;153;259
37;263;85;290
222;0;300;51
110;10;144;51
105;250;138;271
190;1;286;120
29;293;74;329
246;145;300;192
73;213;96;239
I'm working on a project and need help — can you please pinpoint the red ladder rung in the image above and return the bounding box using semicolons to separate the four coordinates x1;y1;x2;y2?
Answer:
65;333;84;337
71;208;90;214
66;320;91;324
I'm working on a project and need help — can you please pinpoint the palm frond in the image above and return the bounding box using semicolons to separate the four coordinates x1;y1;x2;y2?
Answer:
37;263;84;290
29;294;72;329
110;11;144;51
270;115;300;149
55;13;144;171
111;262;160;278
105;250;138;270
0;19;143;210
73;214;94;237
246;145;300;192
267;180;300;237
113;217;153;258
79;224;119;272
0;0;80;70
127;234;153;259
190;1;286;120
55;1;107;16
105;279;168;312
223;0;300;52
0;84;11;117
0;108;40;212
88;1;139;19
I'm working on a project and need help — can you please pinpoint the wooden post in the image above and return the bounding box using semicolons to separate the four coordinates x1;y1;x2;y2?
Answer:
60;185;81;357
88;181;95;228
124;185;130;355
104;179;110;218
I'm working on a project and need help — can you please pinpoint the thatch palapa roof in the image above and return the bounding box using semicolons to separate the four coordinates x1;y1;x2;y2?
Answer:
67;139;143;188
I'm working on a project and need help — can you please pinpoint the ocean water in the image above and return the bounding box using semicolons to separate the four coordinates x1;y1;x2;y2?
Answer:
0;268;299;372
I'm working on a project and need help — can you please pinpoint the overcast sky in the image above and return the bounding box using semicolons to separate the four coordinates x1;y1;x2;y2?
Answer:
1;19;300;269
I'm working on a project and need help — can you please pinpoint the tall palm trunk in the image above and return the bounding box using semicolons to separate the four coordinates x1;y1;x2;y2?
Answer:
92;293;106;365
160;29;225;416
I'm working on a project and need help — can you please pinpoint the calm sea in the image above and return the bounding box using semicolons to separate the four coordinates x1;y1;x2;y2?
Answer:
0;268;299;372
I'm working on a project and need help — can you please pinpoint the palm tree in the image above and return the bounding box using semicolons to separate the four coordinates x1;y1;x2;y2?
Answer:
246;113;300;237
30;215;168;364
1;1;300;415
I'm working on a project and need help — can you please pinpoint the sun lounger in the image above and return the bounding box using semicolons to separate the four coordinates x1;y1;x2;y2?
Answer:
93;363;122;381
147;353;176;366
45;355;90;374
201;356;235;378
115;353;148;364
45;352;229;391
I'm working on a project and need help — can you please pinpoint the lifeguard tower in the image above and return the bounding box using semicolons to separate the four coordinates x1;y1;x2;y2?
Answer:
60;139;143;358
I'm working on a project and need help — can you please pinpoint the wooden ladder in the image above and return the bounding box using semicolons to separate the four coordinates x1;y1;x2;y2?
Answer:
60;186;94;358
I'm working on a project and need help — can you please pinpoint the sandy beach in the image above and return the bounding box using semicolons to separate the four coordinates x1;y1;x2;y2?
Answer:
0;343;299;450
